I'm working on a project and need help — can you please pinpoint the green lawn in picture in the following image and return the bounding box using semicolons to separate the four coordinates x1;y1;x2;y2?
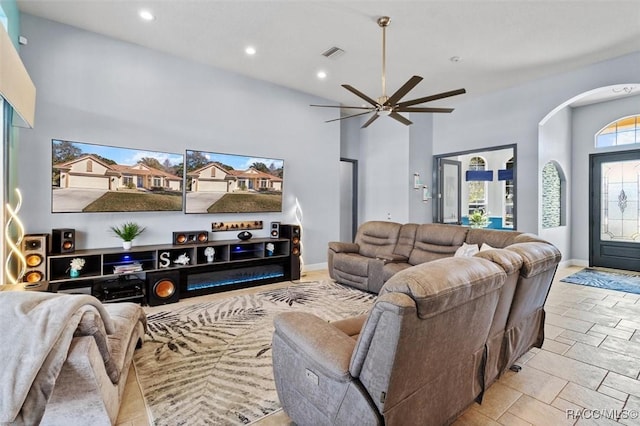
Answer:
83;191;183;212
207;193;282;213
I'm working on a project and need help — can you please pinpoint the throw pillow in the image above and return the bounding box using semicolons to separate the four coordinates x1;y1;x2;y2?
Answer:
455;242;480;257
480;243;495;251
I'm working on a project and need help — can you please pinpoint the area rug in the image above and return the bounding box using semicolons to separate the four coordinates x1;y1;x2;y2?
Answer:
133;280;376;425
561;268;640;295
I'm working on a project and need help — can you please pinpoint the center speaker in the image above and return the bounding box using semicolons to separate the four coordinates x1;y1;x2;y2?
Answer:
146;270;180;306
173;230;209;245
280;224;301;280
22;234;48;283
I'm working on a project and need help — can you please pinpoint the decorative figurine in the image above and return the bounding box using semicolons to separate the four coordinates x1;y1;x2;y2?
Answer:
204;247;215;263
174;253;190;265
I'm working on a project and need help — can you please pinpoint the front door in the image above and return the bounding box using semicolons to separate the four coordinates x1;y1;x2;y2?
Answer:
590;149;640;271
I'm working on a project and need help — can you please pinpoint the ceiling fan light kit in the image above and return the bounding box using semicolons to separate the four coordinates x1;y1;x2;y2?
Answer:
312;16;466;128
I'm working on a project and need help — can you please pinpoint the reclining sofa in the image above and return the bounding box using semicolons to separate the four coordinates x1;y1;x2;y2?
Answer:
273;255;509;425
0;290;146;426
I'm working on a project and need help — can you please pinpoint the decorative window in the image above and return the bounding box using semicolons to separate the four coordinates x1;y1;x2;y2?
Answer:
468;156;487;214
542;161;566;228
503;157;514;228
596;115;640;148
86;160;93;172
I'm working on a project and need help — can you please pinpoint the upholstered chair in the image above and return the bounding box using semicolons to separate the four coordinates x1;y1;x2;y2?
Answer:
272;256;507;425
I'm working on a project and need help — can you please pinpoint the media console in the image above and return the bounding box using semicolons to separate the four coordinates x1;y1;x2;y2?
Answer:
46;237;297;304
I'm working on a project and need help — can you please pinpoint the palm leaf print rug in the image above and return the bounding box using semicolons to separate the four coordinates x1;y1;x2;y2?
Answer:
133;280;375;425
561;268;640;295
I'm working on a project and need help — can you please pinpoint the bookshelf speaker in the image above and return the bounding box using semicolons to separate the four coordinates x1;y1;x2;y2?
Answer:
22;234;48;283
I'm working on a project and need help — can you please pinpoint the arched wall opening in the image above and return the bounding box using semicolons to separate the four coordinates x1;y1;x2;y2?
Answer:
538;84;640;266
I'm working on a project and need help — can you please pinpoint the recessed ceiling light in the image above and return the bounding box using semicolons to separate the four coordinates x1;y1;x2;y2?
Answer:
245;46;256;56
317;71;327;80
139;10;155;21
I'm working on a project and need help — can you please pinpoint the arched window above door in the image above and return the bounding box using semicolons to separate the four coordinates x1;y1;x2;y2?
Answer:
595;115;640;148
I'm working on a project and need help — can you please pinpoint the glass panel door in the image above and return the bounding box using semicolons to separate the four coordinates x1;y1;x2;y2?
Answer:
590;150;640;271
439;159;461;224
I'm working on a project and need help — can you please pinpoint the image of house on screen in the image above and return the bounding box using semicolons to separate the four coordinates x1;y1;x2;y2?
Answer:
51;139;184;213
54;155;182;191
187;163;283;192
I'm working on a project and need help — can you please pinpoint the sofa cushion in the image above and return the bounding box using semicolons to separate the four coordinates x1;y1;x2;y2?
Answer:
354;221;401;258
408;224;469;265
393;223;418;258
480;242;495;252
466;228;522;248
474;249;523;275
333;253;370;277
455;242;479;257
381;256;506;319
507;242;562;277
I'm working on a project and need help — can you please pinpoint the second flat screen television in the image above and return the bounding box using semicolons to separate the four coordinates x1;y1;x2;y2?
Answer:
185;150;284;214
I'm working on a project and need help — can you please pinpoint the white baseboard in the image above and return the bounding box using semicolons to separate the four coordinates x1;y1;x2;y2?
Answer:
302;262;327;272
560;259;588;268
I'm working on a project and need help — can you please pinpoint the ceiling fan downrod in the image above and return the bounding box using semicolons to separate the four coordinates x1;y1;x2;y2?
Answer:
378;16;390;104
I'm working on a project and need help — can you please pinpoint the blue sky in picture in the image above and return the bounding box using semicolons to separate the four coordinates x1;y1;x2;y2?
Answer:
54;140;183;166
188;150;284;171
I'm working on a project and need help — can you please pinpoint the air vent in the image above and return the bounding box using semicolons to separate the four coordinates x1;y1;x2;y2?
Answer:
321;46;345;59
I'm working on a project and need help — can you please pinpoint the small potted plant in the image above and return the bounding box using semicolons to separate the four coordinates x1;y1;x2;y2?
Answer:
110;222;146;249
468;209;490;228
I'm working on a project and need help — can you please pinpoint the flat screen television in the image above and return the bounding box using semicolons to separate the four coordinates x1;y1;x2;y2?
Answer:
51;139;184;213
185;150;284;214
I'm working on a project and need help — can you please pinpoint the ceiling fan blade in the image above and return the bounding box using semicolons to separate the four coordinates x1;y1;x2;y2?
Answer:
397;107;454;113
325;110;375;123
397;88;466;108
389;112;413;126
342;85;379;107
361;113;380;128
384;75;423;106
310;104;374;110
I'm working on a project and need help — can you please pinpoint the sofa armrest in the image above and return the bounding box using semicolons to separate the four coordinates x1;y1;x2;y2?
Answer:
274;312;356;382
328;241;360;254
376;254;408;264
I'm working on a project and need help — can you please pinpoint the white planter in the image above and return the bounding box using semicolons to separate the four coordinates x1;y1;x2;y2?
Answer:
122;241;132;250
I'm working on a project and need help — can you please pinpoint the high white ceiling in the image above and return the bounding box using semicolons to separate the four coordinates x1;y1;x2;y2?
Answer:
16;0;640;108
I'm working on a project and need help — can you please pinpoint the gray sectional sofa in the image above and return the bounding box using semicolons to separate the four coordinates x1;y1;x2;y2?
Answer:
270;221;561;425
328;221;561;383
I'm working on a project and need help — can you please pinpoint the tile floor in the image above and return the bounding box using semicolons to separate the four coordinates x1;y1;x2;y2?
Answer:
116;266;640;425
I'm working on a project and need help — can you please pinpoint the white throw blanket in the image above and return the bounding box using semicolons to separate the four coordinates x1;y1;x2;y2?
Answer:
0;291;116;426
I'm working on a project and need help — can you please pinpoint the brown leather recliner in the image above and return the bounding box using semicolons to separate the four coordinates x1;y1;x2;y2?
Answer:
272;256;507;425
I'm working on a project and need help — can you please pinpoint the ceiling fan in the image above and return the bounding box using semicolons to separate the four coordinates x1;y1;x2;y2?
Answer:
311;16;466;128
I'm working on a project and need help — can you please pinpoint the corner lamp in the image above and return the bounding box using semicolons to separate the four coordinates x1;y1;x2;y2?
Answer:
5;189;26;284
